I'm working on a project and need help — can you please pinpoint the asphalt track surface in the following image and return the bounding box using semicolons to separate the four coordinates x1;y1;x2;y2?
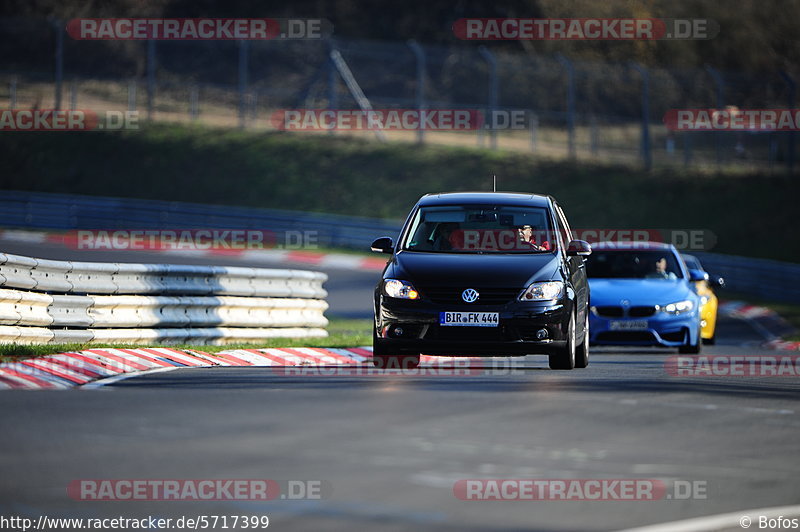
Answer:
1;240;799;531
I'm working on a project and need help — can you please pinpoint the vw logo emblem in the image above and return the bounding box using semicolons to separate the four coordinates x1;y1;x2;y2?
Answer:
462;288;479;303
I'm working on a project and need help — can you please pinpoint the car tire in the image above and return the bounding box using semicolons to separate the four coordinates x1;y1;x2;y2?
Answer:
373;328;421;369
678;328;702;354
575;310;589;368
702;334;716;346
549;312;576;370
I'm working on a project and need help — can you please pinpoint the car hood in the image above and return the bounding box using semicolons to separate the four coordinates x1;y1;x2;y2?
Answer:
388;251;561;288
588;278;695;306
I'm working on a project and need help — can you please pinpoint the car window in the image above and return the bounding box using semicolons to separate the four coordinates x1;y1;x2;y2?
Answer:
586;250;685;279
682;254;703;271
554;204;573;251
402;205;554;253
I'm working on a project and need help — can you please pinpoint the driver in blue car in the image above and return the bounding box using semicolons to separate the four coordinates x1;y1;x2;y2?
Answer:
647;257;678;280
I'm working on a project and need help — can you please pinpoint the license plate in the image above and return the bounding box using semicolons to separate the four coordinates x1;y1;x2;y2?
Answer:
439;312;499;327
609;320;649;330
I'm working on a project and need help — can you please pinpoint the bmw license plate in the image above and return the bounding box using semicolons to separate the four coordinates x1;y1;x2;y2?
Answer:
440;312;499;327
609;320;648;330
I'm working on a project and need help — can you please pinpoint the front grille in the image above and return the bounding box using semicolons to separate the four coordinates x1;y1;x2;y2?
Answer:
595;305;656;318
419;287;520;305
629;306;657;318
426;325;510;342
595;306;624;318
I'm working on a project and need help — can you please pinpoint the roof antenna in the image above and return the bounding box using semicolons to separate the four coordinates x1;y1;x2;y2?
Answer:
492;174;496;192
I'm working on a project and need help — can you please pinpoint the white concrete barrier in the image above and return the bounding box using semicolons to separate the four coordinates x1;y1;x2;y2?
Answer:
67;261;118;293
0;253;329;345
0;254;37;290
0;289;53;327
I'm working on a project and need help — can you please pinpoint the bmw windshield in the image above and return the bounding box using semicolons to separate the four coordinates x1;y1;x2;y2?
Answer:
586;249;685;280
401;205;556;254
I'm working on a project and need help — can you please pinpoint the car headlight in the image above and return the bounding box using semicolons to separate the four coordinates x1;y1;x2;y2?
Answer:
383;279;420;300
660;299;694;315
519;281;564;301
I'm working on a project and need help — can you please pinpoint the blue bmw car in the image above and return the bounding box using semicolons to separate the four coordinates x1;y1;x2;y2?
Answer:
585;242;705;353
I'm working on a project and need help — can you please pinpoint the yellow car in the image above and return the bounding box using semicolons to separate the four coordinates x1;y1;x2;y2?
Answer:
682;254;725;345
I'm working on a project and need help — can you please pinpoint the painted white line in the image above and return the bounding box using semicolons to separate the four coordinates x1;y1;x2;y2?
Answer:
81;366;182;389
0;229;48;243
619;504;800;532
320;255;362;269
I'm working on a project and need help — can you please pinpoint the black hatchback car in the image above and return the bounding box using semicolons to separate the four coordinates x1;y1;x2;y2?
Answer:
370;192;592;370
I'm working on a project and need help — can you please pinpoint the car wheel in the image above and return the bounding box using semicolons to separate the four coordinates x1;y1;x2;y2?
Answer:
575;310;589;368
678;328;702;354
549;312;576;370
372;328;420;369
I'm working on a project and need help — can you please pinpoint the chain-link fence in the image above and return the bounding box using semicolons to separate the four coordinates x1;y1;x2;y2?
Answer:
1;17;797;173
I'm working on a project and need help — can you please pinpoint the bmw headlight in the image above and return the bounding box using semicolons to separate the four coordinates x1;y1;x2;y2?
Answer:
660;299;694;315
383;279;420;300
519;281;564;301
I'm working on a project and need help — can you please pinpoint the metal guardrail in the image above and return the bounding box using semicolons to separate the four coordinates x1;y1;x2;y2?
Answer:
0;253;329;345
0;190;403;251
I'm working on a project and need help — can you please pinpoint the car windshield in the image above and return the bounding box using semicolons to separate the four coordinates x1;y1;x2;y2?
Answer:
586;249;684;280
402;205;555;254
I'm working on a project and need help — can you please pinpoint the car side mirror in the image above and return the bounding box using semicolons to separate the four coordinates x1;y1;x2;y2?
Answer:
566;239;592;256
710;274;725;289
688;269;709;282
371;237;395;254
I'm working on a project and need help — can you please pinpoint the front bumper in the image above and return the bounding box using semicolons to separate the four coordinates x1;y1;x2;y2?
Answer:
375;295;572;356
589;311;700;347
